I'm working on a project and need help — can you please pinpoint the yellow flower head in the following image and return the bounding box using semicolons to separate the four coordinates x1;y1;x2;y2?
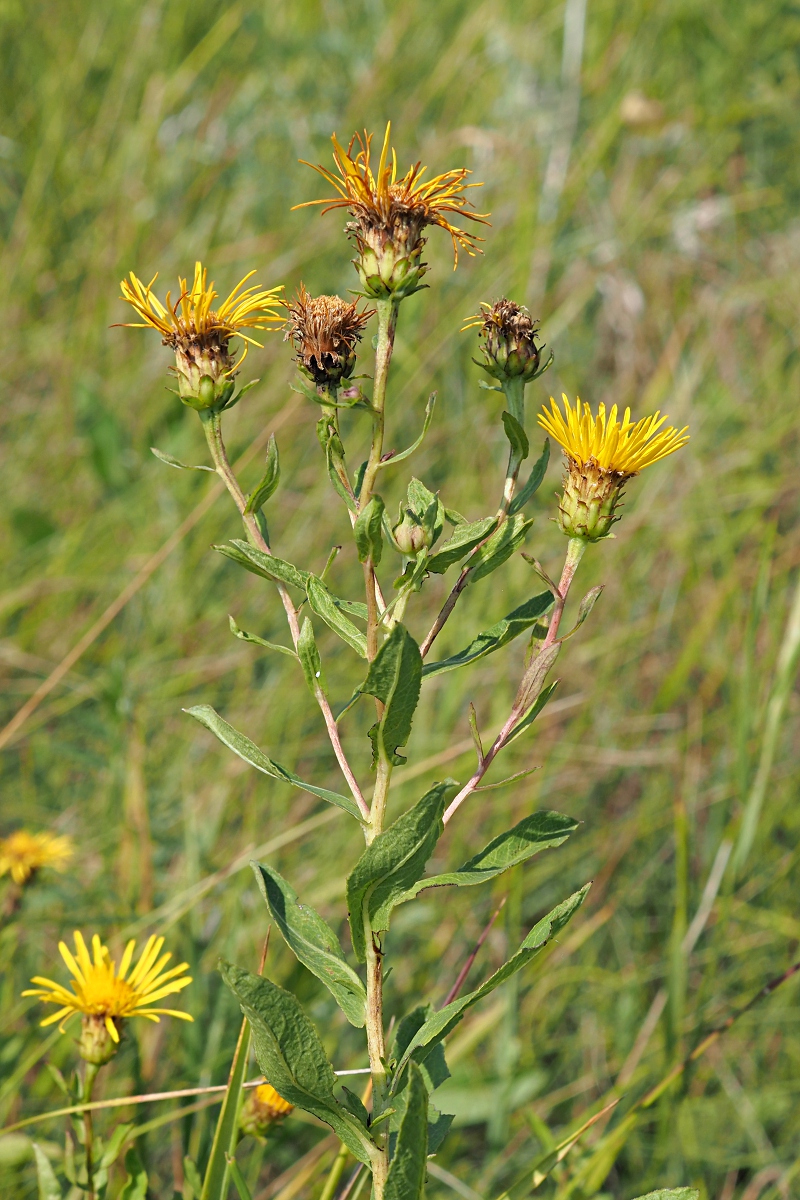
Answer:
0;830;73;886
119;262;283;410
297;123;489;297
538;394;689;477
23;931;193;1047
538;395;689;541
239;1082;294;1139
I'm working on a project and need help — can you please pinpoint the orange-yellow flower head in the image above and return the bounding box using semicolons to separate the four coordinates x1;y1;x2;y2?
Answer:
297;122;489;299
24;931;193;1064
284;285;374;387
0;829;73;886
119;262;283;411
538;394;689;541
239;1082;294;1138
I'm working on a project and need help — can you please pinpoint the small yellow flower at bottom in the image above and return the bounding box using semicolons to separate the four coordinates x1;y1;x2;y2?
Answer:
23;931;192;1064
538;394;689;541
239;1082;294;1139
0;830;73;885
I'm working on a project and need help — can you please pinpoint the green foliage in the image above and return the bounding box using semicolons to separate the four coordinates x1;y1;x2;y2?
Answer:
422;591;553;677
186;704;364;820
360;624;423;766
118;1146;149;1200
398;810;578;902
354;496;386;565
394;886;590;1078
346;782;455;961
244;434;280;514
385;1063;428;1200
252;861;367;1026
220;964;377;1166
4;2;800;1197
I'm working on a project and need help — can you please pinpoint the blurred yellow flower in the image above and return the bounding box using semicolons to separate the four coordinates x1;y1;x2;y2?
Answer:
538;394;689;476
0;830;73;885
239;1082;294;1138
24;931;193;1045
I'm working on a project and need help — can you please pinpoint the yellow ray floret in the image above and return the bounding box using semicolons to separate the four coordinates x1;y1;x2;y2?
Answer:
23;931;193;1042
297;122;489;263
538;394;689;476
119;262;284;349
0;830;73;885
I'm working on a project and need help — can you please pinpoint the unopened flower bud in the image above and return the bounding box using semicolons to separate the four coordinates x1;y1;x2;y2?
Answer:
467;298;545;383
239;1083;294;1139
79;1015;120;1065
393;514;431;555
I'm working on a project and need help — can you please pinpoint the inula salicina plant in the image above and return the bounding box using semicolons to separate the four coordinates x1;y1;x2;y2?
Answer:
19;121;771;1200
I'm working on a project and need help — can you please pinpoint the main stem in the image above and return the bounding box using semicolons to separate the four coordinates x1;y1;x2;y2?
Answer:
200;410;368;821
82;1062;99;1200
360;296;400;1199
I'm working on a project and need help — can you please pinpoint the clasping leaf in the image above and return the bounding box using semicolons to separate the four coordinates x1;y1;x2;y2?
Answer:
252;861;367;1027
347;780;457;961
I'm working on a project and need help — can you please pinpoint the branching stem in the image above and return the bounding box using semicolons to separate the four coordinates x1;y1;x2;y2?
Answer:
442;537;586;825
200;410;369;821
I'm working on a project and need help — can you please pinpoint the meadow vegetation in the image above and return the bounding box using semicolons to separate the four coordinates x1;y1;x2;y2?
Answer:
2;1;800;1197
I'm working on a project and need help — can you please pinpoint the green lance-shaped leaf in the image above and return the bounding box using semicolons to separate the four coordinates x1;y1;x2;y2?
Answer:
562;584;604;640
361;624;422;767
346;781;457;961
307;575;368;658
252;862;367;1027
150;446;215;472
229;616;298;659
393;885;591;1082
118;1147;148;1200
220;964;377;1167
354;495;385;564
244;433;280;514
502;410;530;461
508;440;550;516
467;514;533;586
631;1193;700;1200
506;681;559;745
216;540;309;592
297;617;327;697
225;1155;253;1200
426;516;498;575
397;811;578;904
422;591;554;678
385;1063;429;1200
32;1144;63;1200
378;392;436;469
185;705;364;822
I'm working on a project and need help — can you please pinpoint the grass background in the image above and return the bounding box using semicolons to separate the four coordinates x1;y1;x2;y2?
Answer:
2;0;800;1196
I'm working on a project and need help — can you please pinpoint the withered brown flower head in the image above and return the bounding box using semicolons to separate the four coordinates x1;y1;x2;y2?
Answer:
296;123;489;299
284;285;374;386
464;298;545;382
